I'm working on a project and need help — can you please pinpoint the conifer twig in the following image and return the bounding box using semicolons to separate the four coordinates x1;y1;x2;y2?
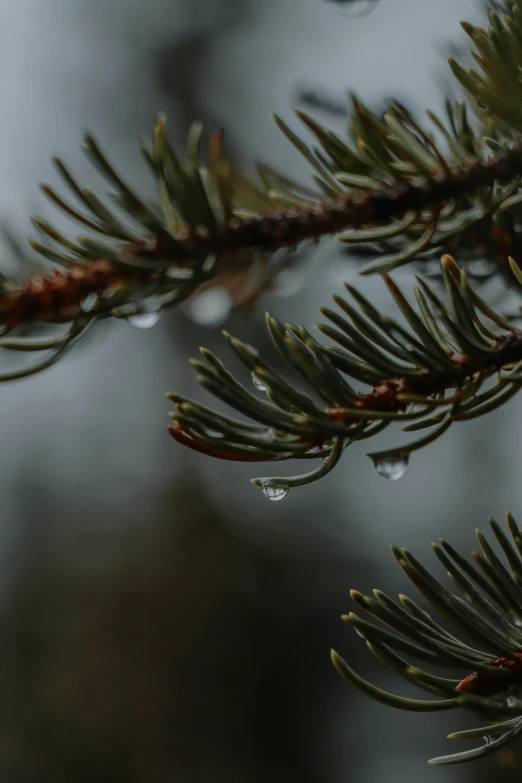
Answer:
2;143;522;329
166;256;522;497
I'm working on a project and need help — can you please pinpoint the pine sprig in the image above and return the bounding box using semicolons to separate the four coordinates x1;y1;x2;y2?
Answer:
1;2;522;377
271;100;522;276
27;101;522;286
332;512;522;765
1;125;515;382
167;256;522;499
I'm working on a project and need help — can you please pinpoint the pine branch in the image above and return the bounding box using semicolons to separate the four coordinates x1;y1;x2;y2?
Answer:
167;256;522;499
3;108;522;326
5;1;522;337
3;1;522;382
332;512;522;765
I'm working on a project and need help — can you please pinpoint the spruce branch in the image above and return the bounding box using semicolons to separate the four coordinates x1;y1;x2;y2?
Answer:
5;1;522;343
332;512;522;765
167;256;522;499
27;104;522;281
3;1;522;382
3;106;522;328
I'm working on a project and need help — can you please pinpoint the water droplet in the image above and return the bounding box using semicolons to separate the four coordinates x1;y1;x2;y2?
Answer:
128;311;161;329
371;453;409;481
117;296;162;329
251;372;267;392
189;287;232;327
80;293;98;313
261;485;289;502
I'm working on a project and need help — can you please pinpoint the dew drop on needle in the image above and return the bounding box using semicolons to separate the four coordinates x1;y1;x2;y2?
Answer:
261;485;289;502
128;311;161;329
251;372;267;392
125;296;162;329
371;453;409;481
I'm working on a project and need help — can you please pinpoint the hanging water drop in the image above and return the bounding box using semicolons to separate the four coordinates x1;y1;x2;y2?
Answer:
119;295;163;329
251;372;267;392
371;453;409;481
128;311;161;329
261;485;289;502
189;287;232;327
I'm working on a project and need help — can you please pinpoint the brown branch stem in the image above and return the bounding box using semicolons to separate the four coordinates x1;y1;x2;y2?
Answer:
168;328;522;464
3;147;522;328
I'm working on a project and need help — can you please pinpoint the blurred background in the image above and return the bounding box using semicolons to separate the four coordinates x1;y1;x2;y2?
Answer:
0;0;520;780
